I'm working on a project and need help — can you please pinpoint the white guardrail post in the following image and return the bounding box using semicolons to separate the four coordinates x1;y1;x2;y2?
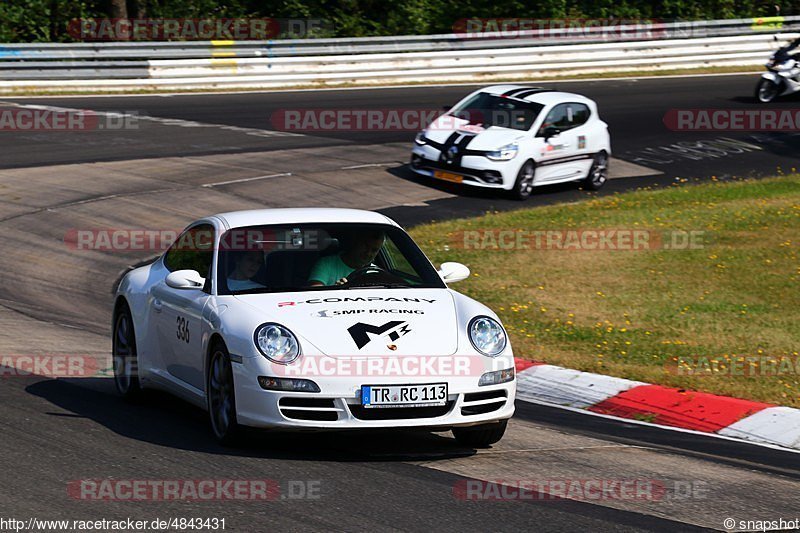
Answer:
0;16;798;91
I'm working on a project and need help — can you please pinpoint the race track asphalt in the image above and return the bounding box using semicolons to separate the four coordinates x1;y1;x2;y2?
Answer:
0;74;799;531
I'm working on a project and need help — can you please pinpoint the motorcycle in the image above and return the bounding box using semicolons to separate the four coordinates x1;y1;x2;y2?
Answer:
755;36;800;103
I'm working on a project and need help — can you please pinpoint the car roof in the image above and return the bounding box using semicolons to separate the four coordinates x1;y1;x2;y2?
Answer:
478;85;594;106
211;208;399;230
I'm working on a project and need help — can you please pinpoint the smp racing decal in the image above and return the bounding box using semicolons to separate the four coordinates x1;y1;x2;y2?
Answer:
279;297;436;307
314;309;424;318
348;321;411;350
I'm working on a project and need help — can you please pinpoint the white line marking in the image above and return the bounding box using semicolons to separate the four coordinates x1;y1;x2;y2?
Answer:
473;444;645;455
0;101;303;138
340;162;396;169
202;172;292;187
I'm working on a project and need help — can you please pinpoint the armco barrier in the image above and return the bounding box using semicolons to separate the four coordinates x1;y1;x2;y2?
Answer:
0;16;798;92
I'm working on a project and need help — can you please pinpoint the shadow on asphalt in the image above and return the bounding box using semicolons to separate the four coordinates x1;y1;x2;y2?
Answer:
383;164;673;227
729;92;800;104
386;163;591;201
25;376;479;462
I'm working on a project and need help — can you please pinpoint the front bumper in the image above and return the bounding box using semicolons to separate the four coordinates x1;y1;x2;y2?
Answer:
410;144;519;190
232;354;516;430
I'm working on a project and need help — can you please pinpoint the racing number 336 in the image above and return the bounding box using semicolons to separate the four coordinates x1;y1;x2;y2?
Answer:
176;316;190;343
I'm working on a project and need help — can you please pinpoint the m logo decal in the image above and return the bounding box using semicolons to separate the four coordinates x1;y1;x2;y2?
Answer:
347;321;411;350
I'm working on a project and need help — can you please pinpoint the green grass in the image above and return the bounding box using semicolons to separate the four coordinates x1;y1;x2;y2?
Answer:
410;175;800;406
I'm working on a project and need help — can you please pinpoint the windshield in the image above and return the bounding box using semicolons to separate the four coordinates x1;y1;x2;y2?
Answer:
217;223;446;295
449;92;544;131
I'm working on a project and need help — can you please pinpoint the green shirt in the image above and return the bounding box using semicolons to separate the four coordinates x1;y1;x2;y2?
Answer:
308;253;355;286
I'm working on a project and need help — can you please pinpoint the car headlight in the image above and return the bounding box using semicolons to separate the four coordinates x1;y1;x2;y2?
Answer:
254;323;300;364
486;142;518;161
468;316;507;357
479;367;515;386
414;131;428;146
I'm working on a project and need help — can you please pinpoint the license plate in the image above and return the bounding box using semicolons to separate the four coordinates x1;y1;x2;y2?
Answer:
361;383;448;408
433;170;463;183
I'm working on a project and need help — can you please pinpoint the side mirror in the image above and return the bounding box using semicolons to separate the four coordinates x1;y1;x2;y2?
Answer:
442;104;452;112
438;262;470;284
543;126;561;140
166;269;205;290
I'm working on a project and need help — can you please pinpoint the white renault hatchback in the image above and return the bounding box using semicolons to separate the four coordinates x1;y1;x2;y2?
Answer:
410;85;611;199
113;208;515;447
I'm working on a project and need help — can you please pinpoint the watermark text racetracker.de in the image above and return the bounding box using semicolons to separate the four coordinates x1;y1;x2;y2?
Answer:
68;18;332;40
450;17;784;40
452;229;706;251
64;228;329;253
452;18;669;40
666;355;800;378
665;109;800;131
276;355;507;378
269;108;537;132
0;109;138;131
68;479;321;501
453;479;709;501
0;355;104;378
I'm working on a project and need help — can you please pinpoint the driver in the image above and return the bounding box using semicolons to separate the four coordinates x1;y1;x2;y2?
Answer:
227;250;266;291
308;229;385;287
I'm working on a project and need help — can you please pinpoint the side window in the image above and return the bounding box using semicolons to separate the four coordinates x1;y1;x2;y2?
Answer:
571;103;591;128
538;104;571;135
163;224;215;279
538;103;591;135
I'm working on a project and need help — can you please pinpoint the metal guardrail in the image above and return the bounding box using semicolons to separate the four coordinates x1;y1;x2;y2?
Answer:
0;16;798;91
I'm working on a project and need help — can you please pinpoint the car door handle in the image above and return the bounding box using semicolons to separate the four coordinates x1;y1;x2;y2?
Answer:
153;299;163;313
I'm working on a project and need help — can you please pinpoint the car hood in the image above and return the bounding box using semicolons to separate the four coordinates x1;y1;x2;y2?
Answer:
234;288;458;357
425;115;527;151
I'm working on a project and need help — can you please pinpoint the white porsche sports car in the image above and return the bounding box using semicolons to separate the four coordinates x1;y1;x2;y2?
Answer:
410;85;611;199
113;208;515;447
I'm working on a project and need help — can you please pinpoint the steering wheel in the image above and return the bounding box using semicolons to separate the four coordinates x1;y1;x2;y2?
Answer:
344;266;408;287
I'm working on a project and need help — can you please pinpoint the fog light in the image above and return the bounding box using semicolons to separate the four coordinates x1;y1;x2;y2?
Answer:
478;368;515;386
258;376;320;392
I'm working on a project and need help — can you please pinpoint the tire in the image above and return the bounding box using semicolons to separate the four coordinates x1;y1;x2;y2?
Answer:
112;302;142;399
452;419;508;448
511;160;536;200
583;151;609;191
207;341;241;446
756;78;781;103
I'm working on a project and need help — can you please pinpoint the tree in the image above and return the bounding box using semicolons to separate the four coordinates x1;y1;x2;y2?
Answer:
109;0;128;18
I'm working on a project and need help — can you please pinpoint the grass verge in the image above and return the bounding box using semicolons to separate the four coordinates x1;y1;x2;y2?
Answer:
410;175;800;406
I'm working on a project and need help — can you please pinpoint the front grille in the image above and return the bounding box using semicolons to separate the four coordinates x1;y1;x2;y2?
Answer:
464;390;507;403
279;397;340;422
349;401;454;421
461;390;507;416
280;398;336;408
413;156;502;184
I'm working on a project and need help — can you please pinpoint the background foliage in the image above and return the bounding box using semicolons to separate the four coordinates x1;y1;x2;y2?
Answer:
0;0;797;42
